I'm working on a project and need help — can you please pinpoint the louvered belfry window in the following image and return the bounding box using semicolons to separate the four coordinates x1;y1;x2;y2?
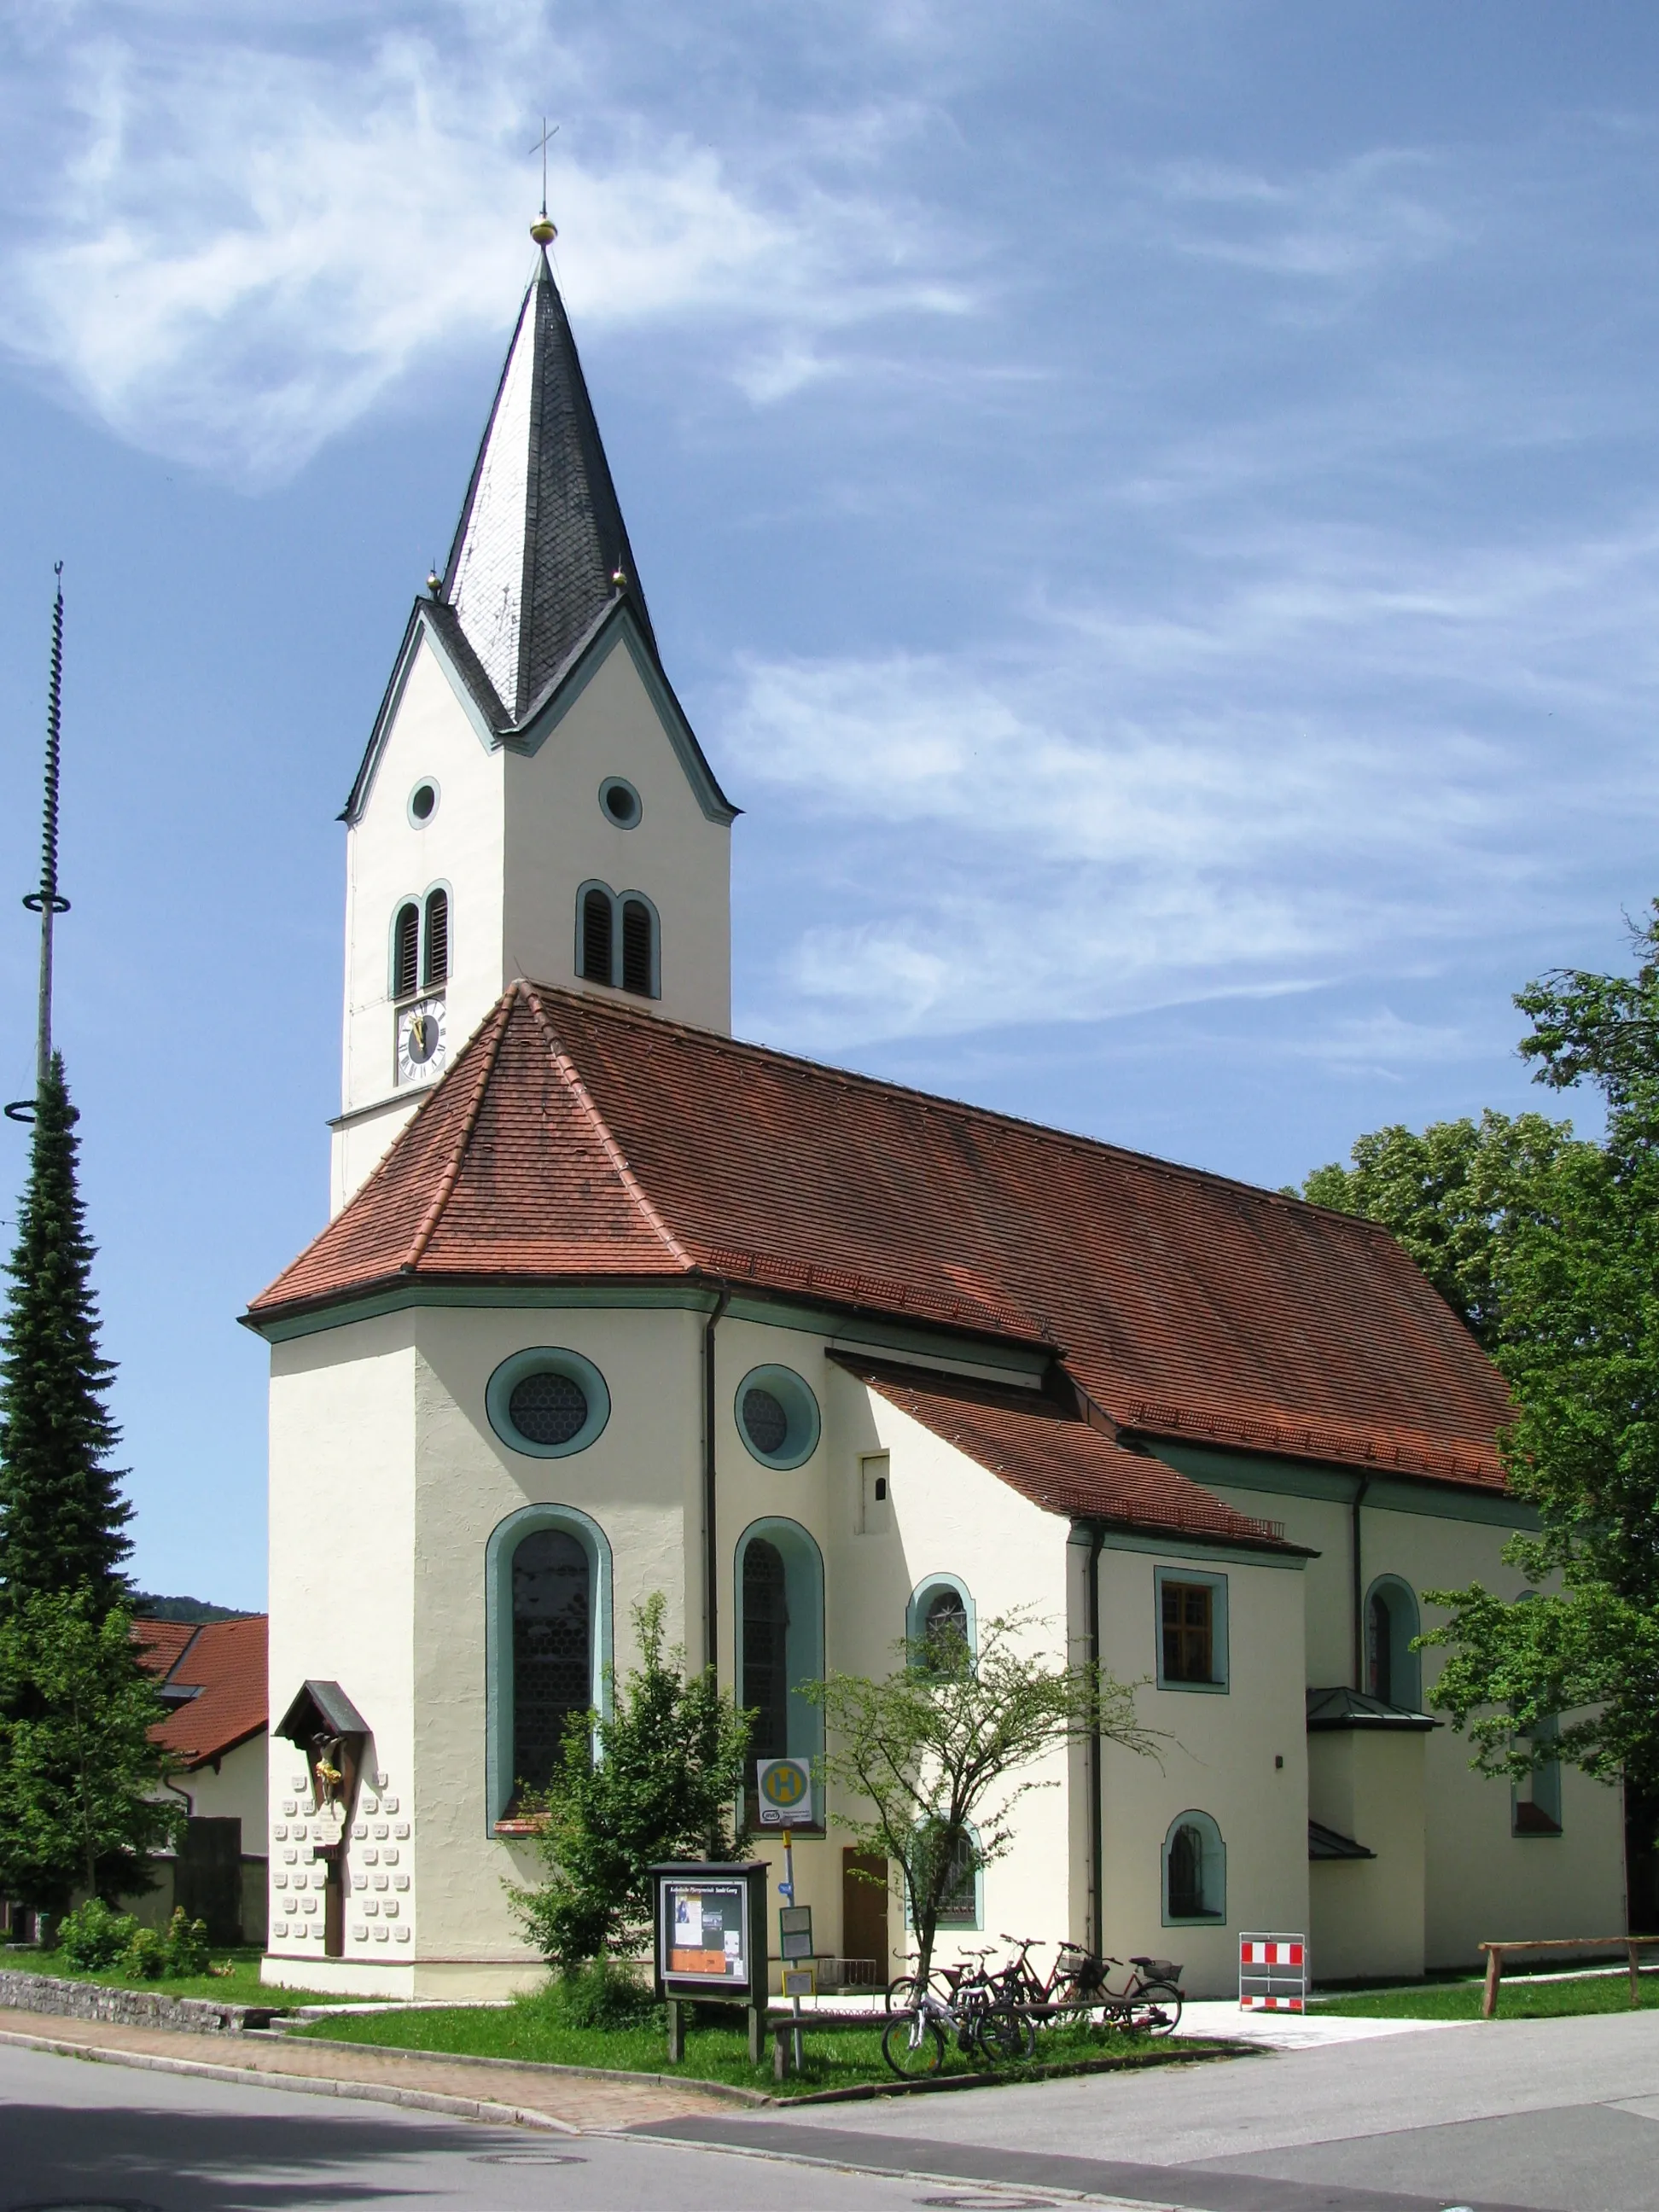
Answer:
423;888;449;988
620;898;654;996
580;886;614;983
393;902;420;1001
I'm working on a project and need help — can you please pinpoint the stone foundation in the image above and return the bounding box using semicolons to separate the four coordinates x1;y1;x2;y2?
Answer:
0;1965;283;2034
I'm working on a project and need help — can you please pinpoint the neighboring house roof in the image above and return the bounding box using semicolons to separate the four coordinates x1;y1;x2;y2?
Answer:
247;982;1513;1496
847;1358;1298;1552
133;1615;268;1770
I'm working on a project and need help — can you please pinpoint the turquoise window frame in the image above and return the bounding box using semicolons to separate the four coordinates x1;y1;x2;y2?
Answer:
486;1347;610;1460
485;1502;614;1830
575;878;617;985
903;1821;983;1932
1513;1713;1563;1837
1364;1575;1423;1710
1154;1565;1229;1692
598;775;642;828
734;1516;825;1822
734;1365;821;1470
905;1575;977;1664
1161;1808;1226;1926
616;888;661;998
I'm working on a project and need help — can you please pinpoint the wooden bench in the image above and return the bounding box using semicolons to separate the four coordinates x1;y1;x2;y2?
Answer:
1478;1936;1659;2017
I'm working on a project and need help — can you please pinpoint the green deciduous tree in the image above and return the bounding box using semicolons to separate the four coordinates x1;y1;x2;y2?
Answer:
0;1055;130;1608
1301;903;1659;1916
805;1610;1155;1994
509;1593;753;1965
1300;1110;1591;1350
0;1589;180;1914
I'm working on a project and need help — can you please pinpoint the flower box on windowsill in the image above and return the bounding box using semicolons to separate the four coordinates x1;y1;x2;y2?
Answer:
493;1815;550;1838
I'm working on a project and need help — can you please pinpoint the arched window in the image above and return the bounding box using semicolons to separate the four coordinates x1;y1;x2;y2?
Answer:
511;1528;591;1801
393;901;420;1001
905;1575;976;1670
742;1540;790;1763
904;1821;982;1931
1162;1810;1225;1924
485;1504;613;1829
579;883;614;984
735;1519;824;1823
1365;1576;1422;1710
423;888;450;987
620;895;656;997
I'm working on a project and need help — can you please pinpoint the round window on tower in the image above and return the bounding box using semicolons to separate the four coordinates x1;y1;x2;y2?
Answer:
486;1348;610;1459
408;780;439;827
599;777;642;828
735;1365;820;1470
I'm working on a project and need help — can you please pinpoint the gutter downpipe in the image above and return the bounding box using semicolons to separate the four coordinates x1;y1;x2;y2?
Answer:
1086;1521;1105;1955
1351;1474;1371;1691
702;1281;731;1677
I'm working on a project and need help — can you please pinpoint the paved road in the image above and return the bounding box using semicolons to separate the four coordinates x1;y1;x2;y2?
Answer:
639;2009;1659;2211
0;2042;931;2211
4;2011;1658;2209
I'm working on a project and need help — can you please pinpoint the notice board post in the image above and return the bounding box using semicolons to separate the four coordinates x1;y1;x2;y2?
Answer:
652;1860;769;2065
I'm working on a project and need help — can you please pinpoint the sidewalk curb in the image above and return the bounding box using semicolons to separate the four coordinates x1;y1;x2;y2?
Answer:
0;2024;577;2133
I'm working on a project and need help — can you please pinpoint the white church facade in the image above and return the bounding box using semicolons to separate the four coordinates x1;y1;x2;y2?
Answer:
248;233;1627;2000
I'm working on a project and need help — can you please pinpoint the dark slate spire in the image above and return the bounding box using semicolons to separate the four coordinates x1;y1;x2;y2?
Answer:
440;249;655;725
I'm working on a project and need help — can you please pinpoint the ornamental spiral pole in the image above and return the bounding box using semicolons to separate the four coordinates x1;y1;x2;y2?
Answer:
6;565;72;1124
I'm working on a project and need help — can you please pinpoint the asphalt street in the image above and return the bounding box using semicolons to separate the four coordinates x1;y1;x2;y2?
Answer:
3;2012;1658;2210
640;2009;1659;2211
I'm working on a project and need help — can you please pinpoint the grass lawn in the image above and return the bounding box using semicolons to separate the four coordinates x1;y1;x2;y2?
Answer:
1317;1969;1659;2022
4;1944;358;2009
297;1995;1232;2099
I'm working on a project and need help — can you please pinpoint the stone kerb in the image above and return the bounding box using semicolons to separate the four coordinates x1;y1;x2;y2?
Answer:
0;1966;281;2035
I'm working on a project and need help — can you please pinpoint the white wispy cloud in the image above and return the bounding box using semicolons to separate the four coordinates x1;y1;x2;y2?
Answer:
0;4;969;483
1144;149;1465;287
726;502;1659;1052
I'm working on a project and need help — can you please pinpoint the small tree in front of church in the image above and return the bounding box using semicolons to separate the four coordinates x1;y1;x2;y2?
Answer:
806;1610;1157;1997
509;1593;753;1970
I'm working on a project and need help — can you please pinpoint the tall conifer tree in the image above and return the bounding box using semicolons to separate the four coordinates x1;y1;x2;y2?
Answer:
0;1053;130;1607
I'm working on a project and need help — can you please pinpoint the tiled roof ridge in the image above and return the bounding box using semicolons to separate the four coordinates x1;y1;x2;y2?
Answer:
525;985;1406;1243
518;981;696;1271
401;992;515;1272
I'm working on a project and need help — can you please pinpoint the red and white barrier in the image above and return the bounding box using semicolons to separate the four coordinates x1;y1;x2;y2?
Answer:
1239;1932;1308;2011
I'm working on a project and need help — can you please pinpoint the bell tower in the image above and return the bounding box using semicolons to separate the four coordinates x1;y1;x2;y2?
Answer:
329;219;737;1213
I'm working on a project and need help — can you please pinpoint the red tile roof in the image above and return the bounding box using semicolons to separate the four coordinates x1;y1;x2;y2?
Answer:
250;984;1511;1493
133;1615;268;1769
847;1360;1295;1548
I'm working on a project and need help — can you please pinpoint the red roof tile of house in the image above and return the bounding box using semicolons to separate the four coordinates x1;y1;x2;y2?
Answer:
133;1615;268;1770
847;1360;1296;1548
249;984;1511;1492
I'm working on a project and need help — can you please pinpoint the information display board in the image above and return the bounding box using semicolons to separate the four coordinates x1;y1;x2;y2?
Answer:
778;1904;814;1962
651;1861;768;2004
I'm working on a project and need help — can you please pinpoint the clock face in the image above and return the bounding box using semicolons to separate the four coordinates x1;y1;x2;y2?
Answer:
397;998;447;1086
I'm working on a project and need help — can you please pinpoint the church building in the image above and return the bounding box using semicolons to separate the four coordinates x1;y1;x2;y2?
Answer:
247;224;1625;1999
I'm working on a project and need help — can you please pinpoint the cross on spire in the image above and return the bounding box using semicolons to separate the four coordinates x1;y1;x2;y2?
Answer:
529;118;559;246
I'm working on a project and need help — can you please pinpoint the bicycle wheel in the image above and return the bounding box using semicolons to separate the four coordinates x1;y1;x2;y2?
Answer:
882;2011;946;2077
1127;1984;1183;2035
974;2003;1037;2064
885;1971;924;2015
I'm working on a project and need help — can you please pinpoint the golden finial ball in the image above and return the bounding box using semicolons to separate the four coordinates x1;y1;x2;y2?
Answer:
530;212;557;245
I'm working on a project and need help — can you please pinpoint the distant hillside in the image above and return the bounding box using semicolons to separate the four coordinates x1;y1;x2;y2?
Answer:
131;1592;256;1622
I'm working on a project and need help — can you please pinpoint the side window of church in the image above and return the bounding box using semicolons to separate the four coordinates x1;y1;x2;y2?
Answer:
736;1522;824;1825
510;1528;591;1807
620;898;655;996
580;886;613;984
1156;1569;1227;1691
1162;1810;1225;1923
423;888;449;988
393;901;420;1001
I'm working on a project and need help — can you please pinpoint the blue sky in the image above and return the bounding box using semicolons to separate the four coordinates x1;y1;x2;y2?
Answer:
3;3;1658;1608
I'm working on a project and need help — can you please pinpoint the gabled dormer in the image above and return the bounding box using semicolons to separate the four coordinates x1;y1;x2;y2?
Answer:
331;233;737;1214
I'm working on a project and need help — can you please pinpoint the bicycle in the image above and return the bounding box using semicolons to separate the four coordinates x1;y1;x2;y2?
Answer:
1071;1951;1184;2034
881;1954;1037;2075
